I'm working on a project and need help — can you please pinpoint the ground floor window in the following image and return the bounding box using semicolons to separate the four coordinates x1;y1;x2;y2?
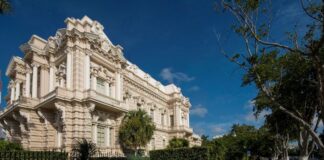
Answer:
97;125;105;147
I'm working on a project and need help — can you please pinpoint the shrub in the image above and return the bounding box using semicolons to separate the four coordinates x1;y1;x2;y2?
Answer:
167;137;189;149
127;155;150;160
72;138;97;160
0;140;23;151
90;158;127;160
149;147;208;160
90;156;149;160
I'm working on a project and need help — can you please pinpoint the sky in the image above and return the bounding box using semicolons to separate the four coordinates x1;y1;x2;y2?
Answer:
0;0;311;137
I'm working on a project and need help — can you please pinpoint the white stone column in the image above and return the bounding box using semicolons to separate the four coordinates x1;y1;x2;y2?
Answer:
84;53;91;90
91;75;97;91
164;113;167;127
57;128;62;148
25;72;31;97
10;85;15;103
15;81;20;100
105;81;110;96
110;83;115;98
92;124;97;144
32;64;38;98
49;66;55;92
178;107;182;126
187;113;190;127
115;71;121;100
66;52;72;89
105;127;110;147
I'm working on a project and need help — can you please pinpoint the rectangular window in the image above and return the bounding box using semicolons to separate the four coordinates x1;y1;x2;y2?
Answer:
161;113;164;126
151;138;155;150
96;78;106;94
170;115;174;127
97;125;105;147
150;109;154;122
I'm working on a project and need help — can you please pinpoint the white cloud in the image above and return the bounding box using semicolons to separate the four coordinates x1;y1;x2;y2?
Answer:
210;125;226;135
188;86;200;92
160;68;195;83
244;100;255;110
191;105;208;118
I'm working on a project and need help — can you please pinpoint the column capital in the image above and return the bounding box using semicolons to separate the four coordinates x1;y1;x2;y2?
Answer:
49;62;56;68
15;79;23;84
87;102;96;112
40;64;49;71
85;50;92;56
9;80;15;86
31;63;40;68
54;102;66;121
115;68;122;73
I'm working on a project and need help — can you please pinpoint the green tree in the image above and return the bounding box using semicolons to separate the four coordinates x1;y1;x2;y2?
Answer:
119;109;155;156
251;52;319;159
202;137;226;160
0;0;11;14
219;0;324;155
167;137;189;149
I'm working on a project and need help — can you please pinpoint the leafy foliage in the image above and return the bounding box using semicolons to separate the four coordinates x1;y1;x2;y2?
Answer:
0;140;23;151
221;0;324;156
72;138;97;160
149;147;208;160
0;0;11;14
119;109;155;155
167;137;189;149
201;124;280;159
90;158;127;160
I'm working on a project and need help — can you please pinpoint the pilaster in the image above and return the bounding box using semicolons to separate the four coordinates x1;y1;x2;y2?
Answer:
31;63;39;98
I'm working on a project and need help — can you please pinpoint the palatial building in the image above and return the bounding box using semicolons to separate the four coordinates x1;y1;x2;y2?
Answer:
0;16;201;153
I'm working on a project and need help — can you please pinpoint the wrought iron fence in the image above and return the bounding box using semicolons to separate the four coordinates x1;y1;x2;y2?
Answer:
70;151;126;160
0;150;68;160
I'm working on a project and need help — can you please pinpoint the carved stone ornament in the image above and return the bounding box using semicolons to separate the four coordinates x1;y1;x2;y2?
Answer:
54;102;65;127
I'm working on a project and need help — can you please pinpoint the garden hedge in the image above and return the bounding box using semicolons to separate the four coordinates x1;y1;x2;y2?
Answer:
90;158;127;160
149;147;209;160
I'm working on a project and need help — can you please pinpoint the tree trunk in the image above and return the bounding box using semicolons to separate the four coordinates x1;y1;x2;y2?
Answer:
271;156;279;160
298;156;309;160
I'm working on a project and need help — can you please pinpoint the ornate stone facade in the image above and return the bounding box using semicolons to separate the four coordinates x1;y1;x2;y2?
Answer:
0;16;201;153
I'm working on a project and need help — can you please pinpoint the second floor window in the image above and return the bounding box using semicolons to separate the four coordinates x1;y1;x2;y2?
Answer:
170;115;174;127
96;78;105;94
161;113;164;126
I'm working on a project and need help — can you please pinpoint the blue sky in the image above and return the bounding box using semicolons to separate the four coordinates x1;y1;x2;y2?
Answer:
0;0;310;137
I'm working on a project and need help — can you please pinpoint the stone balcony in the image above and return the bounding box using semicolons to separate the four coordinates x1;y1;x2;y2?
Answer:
155;124;193;134
83;89;128;112
38;87;128;112
0;96;40;118
3;87;128;115
170;125;193;134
